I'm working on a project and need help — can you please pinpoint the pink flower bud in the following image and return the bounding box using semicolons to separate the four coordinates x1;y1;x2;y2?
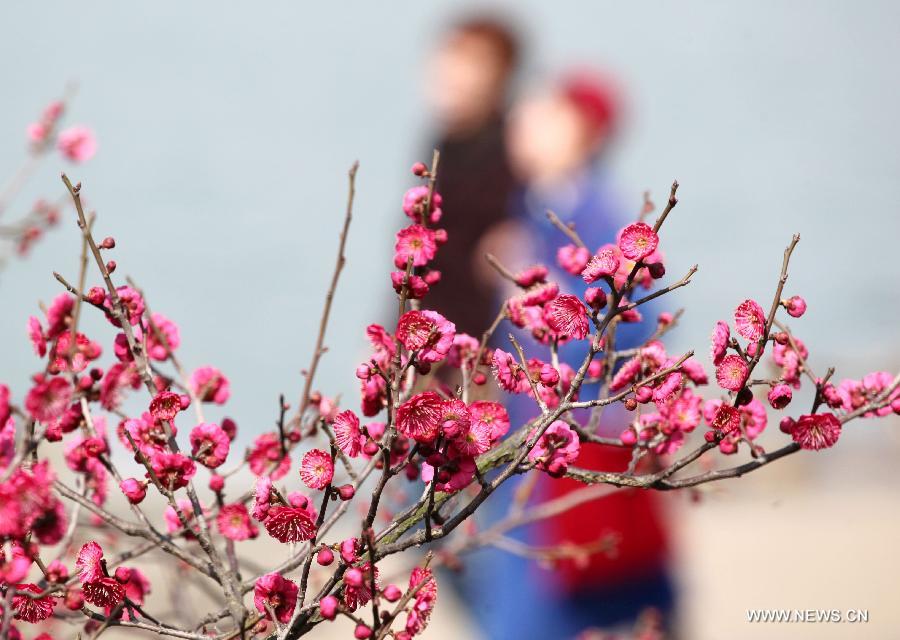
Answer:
703;430;717;443
746;341;759;357
539;364;560;386
114;566;132;583
382;584;402;602
620;429;637;446
337;484;355;501
120;478;147;504
472;371;487;385
316;546;335;566
356;364;372;380
106;260;117;273
209;474;225;492
624;398;637;411
345;568;364;587
779;416;796;434
785;295;807;318
634;386;652;404
179;394;191;410
319;595;338;620
767;383;792;409
354;624;372;639
87;287;106;305
100;236;116;249
340;538;358;564
584;287;607;310
892;397;900;415
658;311;674;325
411;162;427;176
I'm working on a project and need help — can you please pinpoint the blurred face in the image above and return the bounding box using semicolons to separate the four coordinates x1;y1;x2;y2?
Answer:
507;93;595;186
426;32;508;135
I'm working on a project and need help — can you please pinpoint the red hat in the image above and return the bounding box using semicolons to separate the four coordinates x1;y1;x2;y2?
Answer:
561;70;622;137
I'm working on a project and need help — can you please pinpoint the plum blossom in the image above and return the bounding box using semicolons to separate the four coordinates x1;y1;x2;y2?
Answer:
394;224;437;268
491;349;529;393
189;366;230;404
715;354;749;392
12;583;56;623
734;299;766;342
395;310;456;363
189;423;230;468
254;572;299;623
332;410;364;457
618;222;659;261
581;246;620;283
710;320;730;365
57;126;97;162
557;244;590;275
217;504;258;541
300;449;334;490
545;294;589;340
396;392;444;444
792;413;841;450
528;421;580;477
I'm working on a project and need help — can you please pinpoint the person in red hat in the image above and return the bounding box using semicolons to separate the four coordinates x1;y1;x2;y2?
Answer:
457;71;676;639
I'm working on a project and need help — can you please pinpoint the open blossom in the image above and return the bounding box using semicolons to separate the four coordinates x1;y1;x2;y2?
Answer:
710;320;730;365
75;542;125;608
528;421;580;476
25;376;73;422
49;331;102;373
144;312;180;359
12;583;56;623
123;412;172;455
104;286;145;327
28;316;47;357
734;299;766;341
557;244;590;275
57;125;97;162
149;451;196;490
300;449;334;490
469;401;509;443
792;413;841;450
149;390;182;422
76;541;105;584
394;224;437;268
405;567;438;636
402;186;442;224
395;310;456;363
772;337;808;387
247;432;292;479
189;423;230;468
189;366;230;404
618;222;659;261
333;410;364;457
343;563;378;611
581;246;620;283
545;294;590;340
715;354;749;392
422;455;477;492
217;504;258;541
450;418;491;457
264;504;317;543
254;573;298;623
709;403;742;435
491;349;529;393
396;392;444;443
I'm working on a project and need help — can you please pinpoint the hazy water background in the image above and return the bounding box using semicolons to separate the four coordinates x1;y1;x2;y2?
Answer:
2;0;898;449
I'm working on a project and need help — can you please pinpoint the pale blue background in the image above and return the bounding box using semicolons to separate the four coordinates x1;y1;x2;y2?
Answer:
1;1;898;448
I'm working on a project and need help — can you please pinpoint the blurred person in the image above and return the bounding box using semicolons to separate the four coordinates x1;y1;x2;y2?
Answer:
422;14;522;338
458;71;676;640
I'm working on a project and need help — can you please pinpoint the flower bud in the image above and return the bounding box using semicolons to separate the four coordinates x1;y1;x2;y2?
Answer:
319;595;338;620
345;567;364;587
340;538;358;564
87;287;106;305
316;546;335;566
703;430;717;443
773;332;789;345
784;295;807;318
411;162;427;176
658;311;674;325
337;484;355;501
539;364;560;386
779;416;796;434
635;386;652;404
209;474;225;493
584;287;607;311
383;584;402;602
648;262;666;279
736;387;754;406
106;260;117;273
100;236;116;249
767;383;792;409
624;398;637;411
472;371;487;385
114;566;132;583
354;624;372;639
356;364;372;380
120;478;147;504
620;428;637;446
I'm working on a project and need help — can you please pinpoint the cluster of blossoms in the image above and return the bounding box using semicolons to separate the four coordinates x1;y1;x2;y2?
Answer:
1;97;97;267
0;155;897;640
